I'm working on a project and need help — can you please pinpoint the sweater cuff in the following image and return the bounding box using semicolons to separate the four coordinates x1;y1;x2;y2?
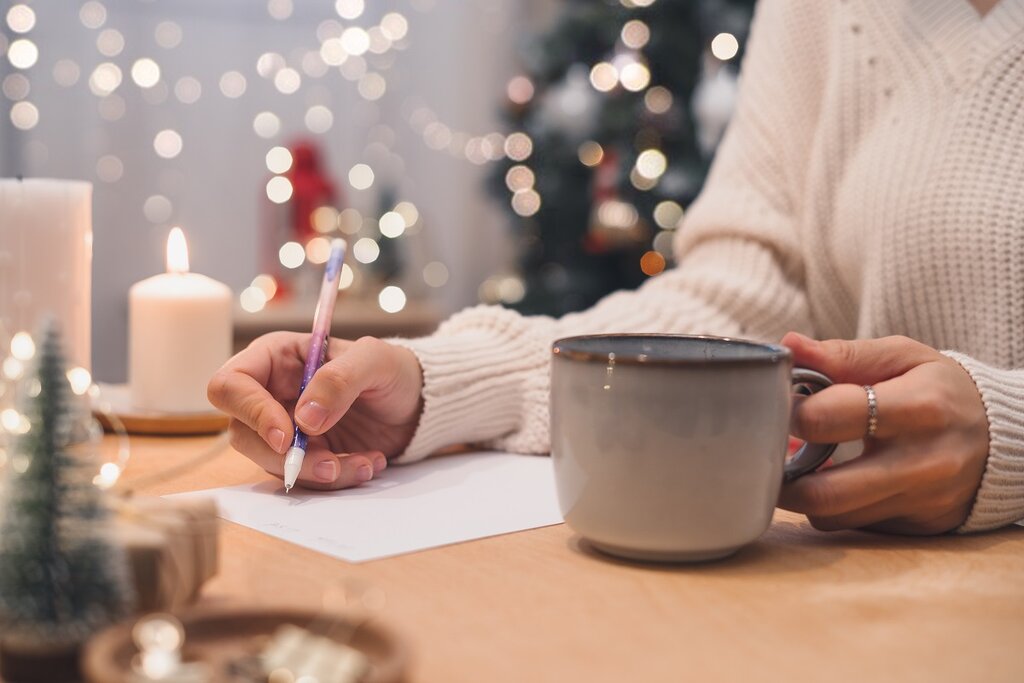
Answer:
942;351;1024;533
386;307;553;464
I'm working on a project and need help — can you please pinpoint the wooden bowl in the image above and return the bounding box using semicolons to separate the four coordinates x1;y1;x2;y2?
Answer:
81;605;408;683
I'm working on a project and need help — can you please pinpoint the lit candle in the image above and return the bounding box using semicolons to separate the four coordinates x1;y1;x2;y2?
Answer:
0;178;92;371
129;228;231;413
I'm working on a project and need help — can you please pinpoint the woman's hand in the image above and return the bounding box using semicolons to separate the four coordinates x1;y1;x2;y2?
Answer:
207;332;424;491
780;333;990;534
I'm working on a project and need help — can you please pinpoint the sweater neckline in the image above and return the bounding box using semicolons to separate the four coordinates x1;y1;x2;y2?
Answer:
909;0;1024;84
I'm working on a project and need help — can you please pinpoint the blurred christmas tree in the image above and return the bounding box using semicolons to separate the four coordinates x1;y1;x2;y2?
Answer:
490;0;756;315
0;322;132;679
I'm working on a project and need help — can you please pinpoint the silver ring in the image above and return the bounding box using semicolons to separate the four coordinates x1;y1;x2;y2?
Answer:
864;385;878;438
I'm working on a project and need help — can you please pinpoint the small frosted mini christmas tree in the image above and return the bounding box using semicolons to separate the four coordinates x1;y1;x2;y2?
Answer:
0;321;133;679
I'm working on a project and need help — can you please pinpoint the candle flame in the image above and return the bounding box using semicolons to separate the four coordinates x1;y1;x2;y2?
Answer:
166;227;190;274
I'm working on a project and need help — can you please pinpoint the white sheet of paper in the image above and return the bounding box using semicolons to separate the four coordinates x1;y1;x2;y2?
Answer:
167;451;564;563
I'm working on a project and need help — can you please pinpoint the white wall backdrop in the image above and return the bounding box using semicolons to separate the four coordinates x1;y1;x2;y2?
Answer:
0;0;531;381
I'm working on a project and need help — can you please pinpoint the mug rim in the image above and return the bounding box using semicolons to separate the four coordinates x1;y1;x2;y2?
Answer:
551;333;792;367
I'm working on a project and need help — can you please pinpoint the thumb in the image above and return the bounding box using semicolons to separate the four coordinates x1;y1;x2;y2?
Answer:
781;332;936;385
293;337;390;435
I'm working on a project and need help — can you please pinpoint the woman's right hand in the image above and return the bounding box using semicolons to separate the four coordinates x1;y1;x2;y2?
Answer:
207;332;424;490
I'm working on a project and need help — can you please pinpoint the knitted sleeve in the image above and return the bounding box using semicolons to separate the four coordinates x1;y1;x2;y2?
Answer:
942;352;1024;532
390;0;826;463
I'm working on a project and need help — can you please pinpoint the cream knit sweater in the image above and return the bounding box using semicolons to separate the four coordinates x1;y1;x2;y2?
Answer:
394;0;1024;532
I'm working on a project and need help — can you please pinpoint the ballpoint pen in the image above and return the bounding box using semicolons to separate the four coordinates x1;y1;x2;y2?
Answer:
283;238;347;492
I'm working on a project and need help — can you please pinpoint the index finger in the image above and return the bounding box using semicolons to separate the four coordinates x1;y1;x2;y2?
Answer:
207;340;295;454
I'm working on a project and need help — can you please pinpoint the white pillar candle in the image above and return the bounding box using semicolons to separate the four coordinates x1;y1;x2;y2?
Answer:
129;228;231;413
0;178;92;371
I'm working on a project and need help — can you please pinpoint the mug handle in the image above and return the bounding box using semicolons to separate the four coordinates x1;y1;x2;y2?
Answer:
783;368;838;482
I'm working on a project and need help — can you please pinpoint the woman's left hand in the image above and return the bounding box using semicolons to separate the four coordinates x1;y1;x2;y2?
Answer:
779;333;991;535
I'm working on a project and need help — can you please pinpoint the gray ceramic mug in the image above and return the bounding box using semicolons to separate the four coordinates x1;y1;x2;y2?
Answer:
550;334;837;562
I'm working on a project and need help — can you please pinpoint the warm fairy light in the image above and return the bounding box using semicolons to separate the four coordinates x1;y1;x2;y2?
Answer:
619;62;650;92
97;154;123;183
256;52;285;79
630;167;658;191
337;208;362;234
305;105;334;133
2;357;23;380
378;286;407;314
598;200;639;229
505;165;535;192
640;250;666;276
252;274;278;299
340;55;367;81
504;133;533;162
621;20;650;49
394;201;419;227
311;205;338;233
1;408;25;433
379;211;406;238
511;189;541;217
653;229;675;256
358;73;386;101
653;200;684;229
131;58;161;88
94;462;122;489
8;39;38;69
353;237;380;264
143;195;173;223
635;149;667;180
89;62;122;95
53;60;81;87
66;367;93;395
175;76;202;104
274;67;301;95
367;26;392;55
219;71;247;98
711;33;739;61
266;176;293;204
166;228;190;274
253;112;281;139
155;21;183;49
153;129;183;159
498;277;526;304
278;241;305;269
348;164;375;190
337;263;355;290
267;0;293;21
10;101;38;130
97;29;125;57
423;261;449;288
6;5;35;34
644;86;673;114
589;62;618;92
10;331;35;361
302;50;328;78
240;286;267;313
380;12;409;41
341;27;370;56
320;39;347;66
335;0;365;20
507;75;534;105
578;141;604;167
79;1;107;29
305;237;332;264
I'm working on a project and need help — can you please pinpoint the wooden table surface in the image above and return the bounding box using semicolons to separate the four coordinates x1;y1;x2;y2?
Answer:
115;435;1024;683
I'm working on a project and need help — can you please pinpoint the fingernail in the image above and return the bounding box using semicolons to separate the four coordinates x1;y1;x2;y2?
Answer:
356;464;373;483
268;428;287;454
372;455;387;473
313;460;338;482
296;401;328;432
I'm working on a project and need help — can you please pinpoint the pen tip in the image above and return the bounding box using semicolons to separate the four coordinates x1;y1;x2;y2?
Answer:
284;484;292;493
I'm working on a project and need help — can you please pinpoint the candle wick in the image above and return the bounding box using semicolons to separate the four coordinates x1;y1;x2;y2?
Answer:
15;175;23;182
